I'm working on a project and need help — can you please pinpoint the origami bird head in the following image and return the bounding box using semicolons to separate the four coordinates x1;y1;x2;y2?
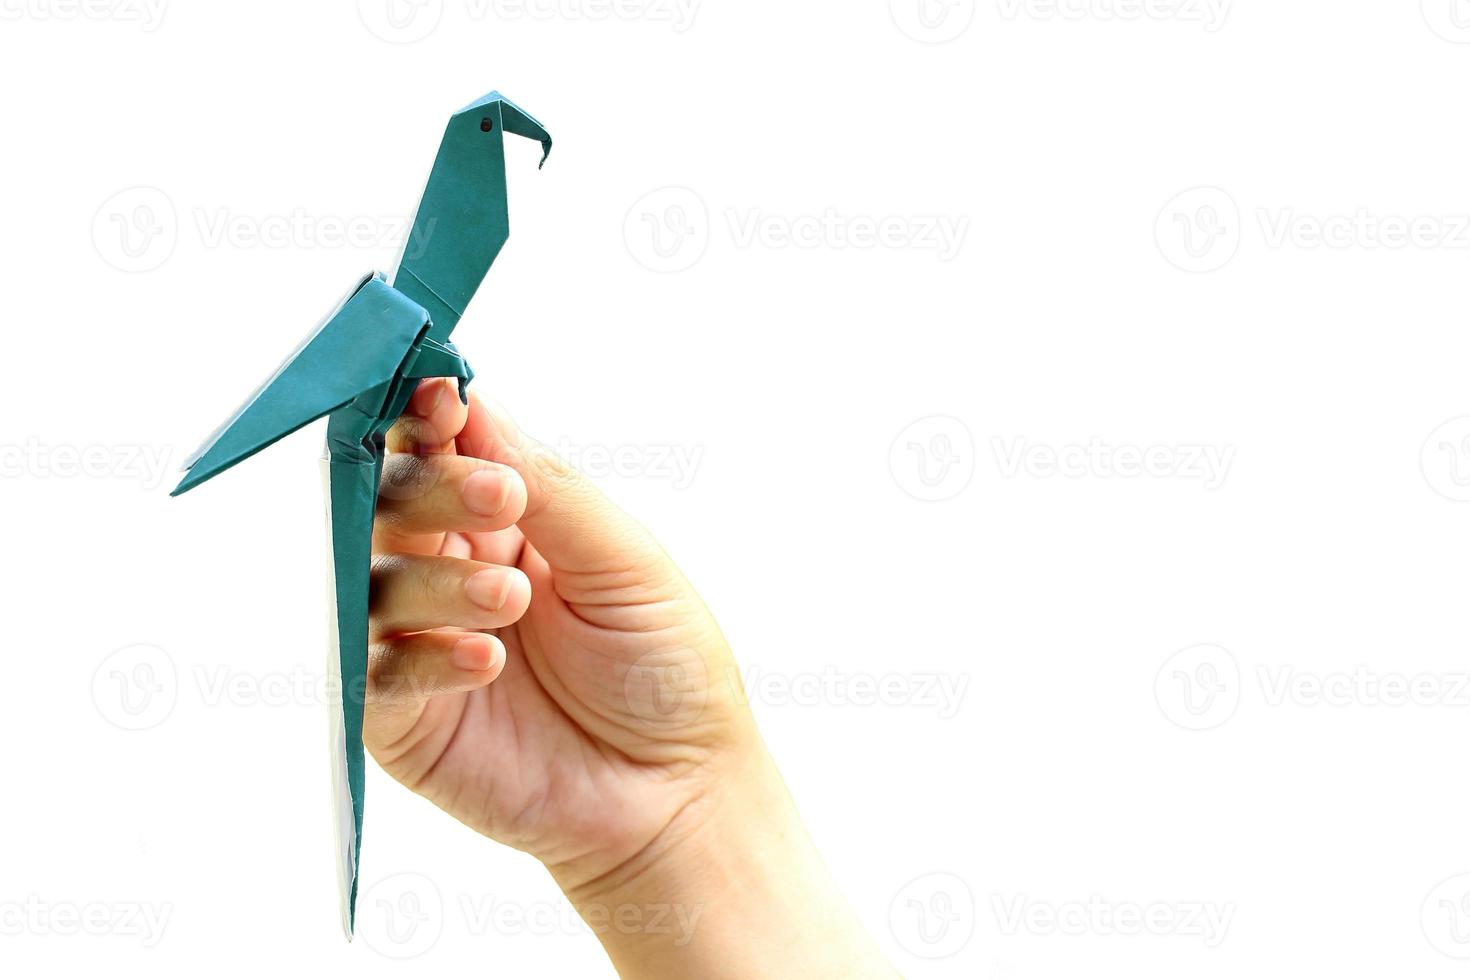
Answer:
392;90;552;340
465;89;553;167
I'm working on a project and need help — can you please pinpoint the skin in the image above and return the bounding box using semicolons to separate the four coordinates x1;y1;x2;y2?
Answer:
364;378;895;978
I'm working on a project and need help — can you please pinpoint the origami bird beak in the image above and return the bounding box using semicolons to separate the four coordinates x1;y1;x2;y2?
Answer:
496;98;553;169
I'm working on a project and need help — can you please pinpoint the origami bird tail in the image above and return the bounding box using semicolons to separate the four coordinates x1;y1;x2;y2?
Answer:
322;440;381;938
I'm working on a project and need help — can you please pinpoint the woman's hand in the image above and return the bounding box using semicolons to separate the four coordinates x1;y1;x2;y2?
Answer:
364;378;893;978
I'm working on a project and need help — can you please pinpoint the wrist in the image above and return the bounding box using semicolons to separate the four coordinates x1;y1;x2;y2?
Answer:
552;740;895;979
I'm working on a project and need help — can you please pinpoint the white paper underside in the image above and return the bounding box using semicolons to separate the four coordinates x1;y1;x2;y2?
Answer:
321;452;357;940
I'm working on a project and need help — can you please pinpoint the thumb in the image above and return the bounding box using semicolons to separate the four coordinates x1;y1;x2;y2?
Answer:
455;394;659;574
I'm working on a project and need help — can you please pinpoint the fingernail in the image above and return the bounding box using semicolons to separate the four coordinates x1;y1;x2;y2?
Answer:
452;637;494;672
411;379;446;418
462;468;511;516
465;569;513;610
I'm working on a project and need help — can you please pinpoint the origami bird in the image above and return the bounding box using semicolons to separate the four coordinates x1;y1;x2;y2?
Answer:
170;90;551;935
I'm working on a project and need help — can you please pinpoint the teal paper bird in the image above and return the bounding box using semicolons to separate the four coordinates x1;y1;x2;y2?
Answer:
171;90;551;935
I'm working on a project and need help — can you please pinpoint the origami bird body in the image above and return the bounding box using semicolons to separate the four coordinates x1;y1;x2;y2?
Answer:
171;91;551;935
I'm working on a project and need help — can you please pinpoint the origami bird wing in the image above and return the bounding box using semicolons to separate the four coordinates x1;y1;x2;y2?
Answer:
171;274;430;497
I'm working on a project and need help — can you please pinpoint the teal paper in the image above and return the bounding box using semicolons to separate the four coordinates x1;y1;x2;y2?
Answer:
171;91;551;936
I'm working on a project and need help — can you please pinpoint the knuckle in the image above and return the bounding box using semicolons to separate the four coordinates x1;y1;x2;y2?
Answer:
367;554;405;619
411;559;443;608
379;453;442;504
387;415;451;455
367;642;421;704
367;554;452;627
517;442;583;514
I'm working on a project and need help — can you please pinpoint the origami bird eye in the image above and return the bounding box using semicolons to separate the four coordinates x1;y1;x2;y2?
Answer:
480;117;494;133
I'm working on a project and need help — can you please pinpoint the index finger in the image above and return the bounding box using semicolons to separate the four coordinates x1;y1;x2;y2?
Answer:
386;377;470;455
378;377;474;557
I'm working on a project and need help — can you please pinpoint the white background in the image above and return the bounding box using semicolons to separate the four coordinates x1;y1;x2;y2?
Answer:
4;1;1470;976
